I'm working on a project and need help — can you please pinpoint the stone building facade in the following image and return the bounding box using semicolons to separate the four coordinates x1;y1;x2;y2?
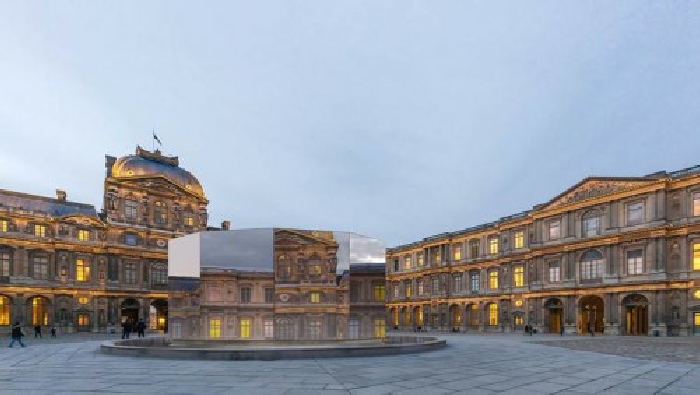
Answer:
0;147;208;334
168;229;386;340
387;166;700;336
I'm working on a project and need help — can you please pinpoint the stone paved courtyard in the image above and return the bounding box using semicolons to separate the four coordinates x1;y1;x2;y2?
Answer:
1;333;699;394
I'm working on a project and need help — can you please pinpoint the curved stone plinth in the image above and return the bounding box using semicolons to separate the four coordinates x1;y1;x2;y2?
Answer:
100;336;446;360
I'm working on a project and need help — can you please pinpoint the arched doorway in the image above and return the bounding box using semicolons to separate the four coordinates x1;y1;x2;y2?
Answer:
579;295;604;334
623;294;648;335
466;304;479;330
27;296;51;326
120;298;139;325
544;298;563;334
150;299;168;332
413;306;423;330
449;304;461;331
390;307;399;329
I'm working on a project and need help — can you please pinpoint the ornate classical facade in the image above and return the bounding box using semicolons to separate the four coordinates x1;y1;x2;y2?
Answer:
0;147;208;334
387;166;700;336
168;229;386;340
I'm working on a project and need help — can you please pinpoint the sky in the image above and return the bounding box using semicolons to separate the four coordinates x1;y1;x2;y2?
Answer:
1;1;700;247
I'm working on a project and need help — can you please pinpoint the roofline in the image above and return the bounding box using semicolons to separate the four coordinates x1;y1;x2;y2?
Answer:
0;188;96;209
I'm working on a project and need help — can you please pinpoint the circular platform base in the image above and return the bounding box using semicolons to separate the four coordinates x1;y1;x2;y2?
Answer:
100;336;446;360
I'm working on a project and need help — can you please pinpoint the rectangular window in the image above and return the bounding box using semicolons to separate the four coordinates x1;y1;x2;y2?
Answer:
209;318;221;338
184;215;194;226
125;200;138;220
489;270;498;289
693;243;700;271
33;256;48;280
583;215;600;237
349;318;359;339
308;319;322;340
404;257;412;270
405;282;412;298
0;220;8;232
264;287;275;303
240;287;251;303
373;284;385;301
34;224;46;237
488;304;498;326
0;297;10;325
627;249;644;275
548;221;561;240
417;253;424;266
393;285;399;298
549;262;561;282
453;274;462;293
432;277;439;295
514;316;523;327
0;251;10;277
264;319;274;338
513;266;524;287
310;292;320;303
310;264;322;275
77;314;89;326
470;273;480;292
151;266;167;285
418;280;424;295
581;258;603;280
489;237;499;254
124;234;137;246
76;259;90;282
628;202;644;225
77;229;90;241
514;231;524;249
693;192;700;217
393;259;399;272
240;318;251;338
470;240;480;258
374;318;386;338
124;263;136;284
453;244;462;261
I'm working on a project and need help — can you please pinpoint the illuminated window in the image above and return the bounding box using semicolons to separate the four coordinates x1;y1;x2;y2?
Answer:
514;300;523;307
240;318;251;338
0;250;10;277
32;298;48;326
417;253;424;266
404;256;412;270
453;245;462;261
627;202;644;225
694;289;700;299
77;229;90;241
513;266;524;287
583;211;601;237
374;318;386;338
310;292;320;303
489;237;498;254
627;249;643;275
453;274;462;293
0;220;8;232
488;303;498;326
77;314;89;326
154;202;167;225
694;243;700;271
514;231;524;249
695;313;700;327
264;319;274;338
405;282;412;298
373;284;385;301
417;280;424;295
76;259;90;282
34;224;46;237
489;270;498;289
470;272;480;291
240;287;252;303
184;215;194;226
78;297;89;305
404;309;412;326
694;193;700;216
393;309;399;326
310;264;322;275
581;250;603;279
32;255;48;280
549;262;561;282
124;263;136;284
0;296;9;325
548;221;560;240
124;199;138;220
209;318;221;338
514;315;523;326
417;308;424;326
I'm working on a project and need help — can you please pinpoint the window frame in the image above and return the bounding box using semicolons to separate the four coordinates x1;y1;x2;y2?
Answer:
627;201;645;225
514;230;524;249
488;270;499;289
513;265;524;287
548;220;561;240
488;237;499;255
626;249;644;275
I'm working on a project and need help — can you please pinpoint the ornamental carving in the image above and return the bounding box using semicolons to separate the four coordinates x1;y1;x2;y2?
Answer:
547;180;652;209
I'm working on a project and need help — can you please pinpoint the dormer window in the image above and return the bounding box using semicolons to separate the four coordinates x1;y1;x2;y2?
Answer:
125;199;138;220
154;202;167;225
77;229;90;241
34;224;46;237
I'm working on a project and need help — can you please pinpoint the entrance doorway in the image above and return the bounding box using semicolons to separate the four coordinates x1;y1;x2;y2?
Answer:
579;295;604;334
150;299;168;332
623;294;649;335
544;298;563;334
120;298;139;325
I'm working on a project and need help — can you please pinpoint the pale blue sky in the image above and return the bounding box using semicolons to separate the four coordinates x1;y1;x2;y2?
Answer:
1;1;699;247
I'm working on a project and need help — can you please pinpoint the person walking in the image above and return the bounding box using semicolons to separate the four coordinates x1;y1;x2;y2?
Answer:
8;322;26;348
50;326;57;338
137;319;146;338
34;324;42;338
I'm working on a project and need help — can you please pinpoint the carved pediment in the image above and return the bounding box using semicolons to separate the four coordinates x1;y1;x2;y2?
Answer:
274;229;337;247
59;214;107;228
542;178;655;210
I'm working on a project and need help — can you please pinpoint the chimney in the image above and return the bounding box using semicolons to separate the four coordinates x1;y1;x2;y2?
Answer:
221;220;231;231
56;189;67;202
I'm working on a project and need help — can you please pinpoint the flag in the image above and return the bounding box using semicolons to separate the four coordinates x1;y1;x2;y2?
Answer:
153;132;162;146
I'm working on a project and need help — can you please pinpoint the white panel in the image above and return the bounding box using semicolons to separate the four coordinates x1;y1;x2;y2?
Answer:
168;233;201;278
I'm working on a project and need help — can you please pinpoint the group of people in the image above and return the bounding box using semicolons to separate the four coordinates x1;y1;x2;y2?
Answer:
8;323;57;347
121;318;147;339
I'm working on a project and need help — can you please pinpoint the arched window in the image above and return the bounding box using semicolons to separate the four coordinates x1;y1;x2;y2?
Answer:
0;295;10;325
154;202;167;225
582;210;601;237
488;303;498;326
581;250;604;280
